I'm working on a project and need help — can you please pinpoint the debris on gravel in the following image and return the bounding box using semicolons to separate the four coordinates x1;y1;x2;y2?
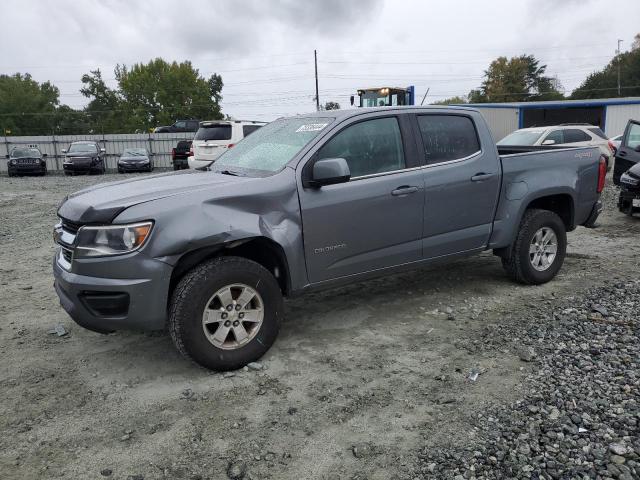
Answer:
413;281;640;479
227;461;247;479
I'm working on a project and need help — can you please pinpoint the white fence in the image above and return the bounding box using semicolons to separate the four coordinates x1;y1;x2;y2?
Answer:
0;132;194;174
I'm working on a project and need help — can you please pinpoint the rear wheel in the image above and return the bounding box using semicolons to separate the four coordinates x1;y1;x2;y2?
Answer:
169;256;282;371
502;209;567;285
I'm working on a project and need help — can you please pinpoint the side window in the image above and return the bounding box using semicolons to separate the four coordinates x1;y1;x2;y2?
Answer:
563;129;591;143
242;125;262;137
544;130;564;144
174;121;186;130
416;115;480;163
624;123;640;149
317;117;405;178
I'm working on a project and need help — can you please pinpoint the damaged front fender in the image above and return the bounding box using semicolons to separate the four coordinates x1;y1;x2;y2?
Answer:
112;167;308;293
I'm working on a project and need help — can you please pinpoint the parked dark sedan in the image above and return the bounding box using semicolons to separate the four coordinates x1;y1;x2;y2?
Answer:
62;141;105;175
118;147;153;173
6;146;47;176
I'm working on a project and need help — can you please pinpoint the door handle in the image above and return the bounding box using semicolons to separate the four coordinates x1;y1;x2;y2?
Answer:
618;150;627;157
391;185;419;196
471;173;494;182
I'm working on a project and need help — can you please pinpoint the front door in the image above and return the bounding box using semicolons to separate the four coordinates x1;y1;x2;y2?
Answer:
414;113;501;258
614;120;640;185
298;116;425;283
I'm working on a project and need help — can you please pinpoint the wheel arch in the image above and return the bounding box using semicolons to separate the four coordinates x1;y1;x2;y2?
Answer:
168;236;292;302
493;191;575;259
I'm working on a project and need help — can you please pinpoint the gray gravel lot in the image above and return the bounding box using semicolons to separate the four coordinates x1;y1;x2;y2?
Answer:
0;173;638;480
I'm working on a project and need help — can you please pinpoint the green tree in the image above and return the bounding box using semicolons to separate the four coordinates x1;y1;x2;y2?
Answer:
113;58;223;131
80;69;122;133
0;73;60;136
570;43;640;99
53;105;90;135
468;55;564;103
432;95;467;105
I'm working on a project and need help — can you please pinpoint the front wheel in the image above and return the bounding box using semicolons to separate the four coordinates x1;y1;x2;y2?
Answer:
502;209;567;285
169;256;283;371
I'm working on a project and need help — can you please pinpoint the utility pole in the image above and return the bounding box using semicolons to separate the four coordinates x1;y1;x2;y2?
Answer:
617;39;623;96
420;88;431;106
314;50;320;111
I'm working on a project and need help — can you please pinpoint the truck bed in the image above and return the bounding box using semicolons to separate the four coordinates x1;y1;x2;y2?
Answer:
488;145;602;249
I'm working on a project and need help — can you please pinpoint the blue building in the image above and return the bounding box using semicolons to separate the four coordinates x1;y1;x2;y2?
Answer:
455;97;640;141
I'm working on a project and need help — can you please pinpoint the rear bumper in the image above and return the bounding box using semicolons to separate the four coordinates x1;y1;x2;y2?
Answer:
173;158;189;168
52;251;172;332
188;157;213;169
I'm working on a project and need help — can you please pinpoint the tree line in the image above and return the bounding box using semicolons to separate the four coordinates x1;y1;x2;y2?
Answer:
0;58;223;136
1;35;639;135
435;33;640;105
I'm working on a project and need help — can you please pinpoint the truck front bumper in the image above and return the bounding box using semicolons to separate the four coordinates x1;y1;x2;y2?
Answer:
52;250;172;332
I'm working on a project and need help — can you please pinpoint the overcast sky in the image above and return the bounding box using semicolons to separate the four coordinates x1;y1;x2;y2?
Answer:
1;0;639;121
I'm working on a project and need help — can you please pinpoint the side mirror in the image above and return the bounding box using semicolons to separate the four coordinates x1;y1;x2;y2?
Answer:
42;153;48;157
309;158;350;187
542;139;556;145
635;145;640;152
100;148;106;153
350;95;355;106
5;154;8;159
61;149;67;153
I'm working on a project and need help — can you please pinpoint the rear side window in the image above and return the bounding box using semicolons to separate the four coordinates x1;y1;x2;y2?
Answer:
243;125;262;137
587;127;607;139
194;124;232;141
317;117;405;178
417;115;480;163
563;129;591;143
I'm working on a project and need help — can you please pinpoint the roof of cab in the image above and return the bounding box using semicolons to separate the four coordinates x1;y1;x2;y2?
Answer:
282;105;480;121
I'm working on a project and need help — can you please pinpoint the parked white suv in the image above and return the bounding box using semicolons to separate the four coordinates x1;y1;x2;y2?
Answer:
498;124;614;169
188;120;266;169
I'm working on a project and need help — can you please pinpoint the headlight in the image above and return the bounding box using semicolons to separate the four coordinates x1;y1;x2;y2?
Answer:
74;222;153;258
9;159;16;165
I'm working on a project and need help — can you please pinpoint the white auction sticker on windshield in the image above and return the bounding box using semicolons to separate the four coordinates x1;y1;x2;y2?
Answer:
296;123;328;133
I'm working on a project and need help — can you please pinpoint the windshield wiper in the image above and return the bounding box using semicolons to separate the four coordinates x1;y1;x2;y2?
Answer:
217;169;242;176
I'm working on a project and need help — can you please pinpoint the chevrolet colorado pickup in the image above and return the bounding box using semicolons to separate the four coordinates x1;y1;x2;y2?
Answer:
53;107;606;371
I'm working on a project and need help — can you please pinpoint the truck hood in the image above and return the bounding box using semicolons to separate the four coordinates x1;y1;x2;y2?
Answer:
58;169;248;224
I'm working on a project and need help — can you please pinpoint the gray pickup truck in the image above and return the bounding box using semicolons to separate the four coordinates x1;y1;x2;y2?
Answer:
53;107;606;370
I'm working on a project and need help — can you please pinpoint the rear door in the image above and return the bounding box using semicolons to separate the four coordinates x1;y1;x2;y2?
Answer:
299;114;425;283
414;113;501;258
614;120;640;184
193;123;233;161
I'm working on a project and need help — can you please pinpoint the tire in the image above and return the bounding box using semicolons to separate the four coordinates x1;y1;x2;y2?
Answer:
64;171;72;176
501;209;567;285
169;256;283;371
173;164;180;171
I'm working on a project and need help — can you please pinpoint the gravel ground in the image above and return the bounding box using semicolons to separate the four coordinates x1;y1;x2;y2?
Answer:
0;172;638;480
